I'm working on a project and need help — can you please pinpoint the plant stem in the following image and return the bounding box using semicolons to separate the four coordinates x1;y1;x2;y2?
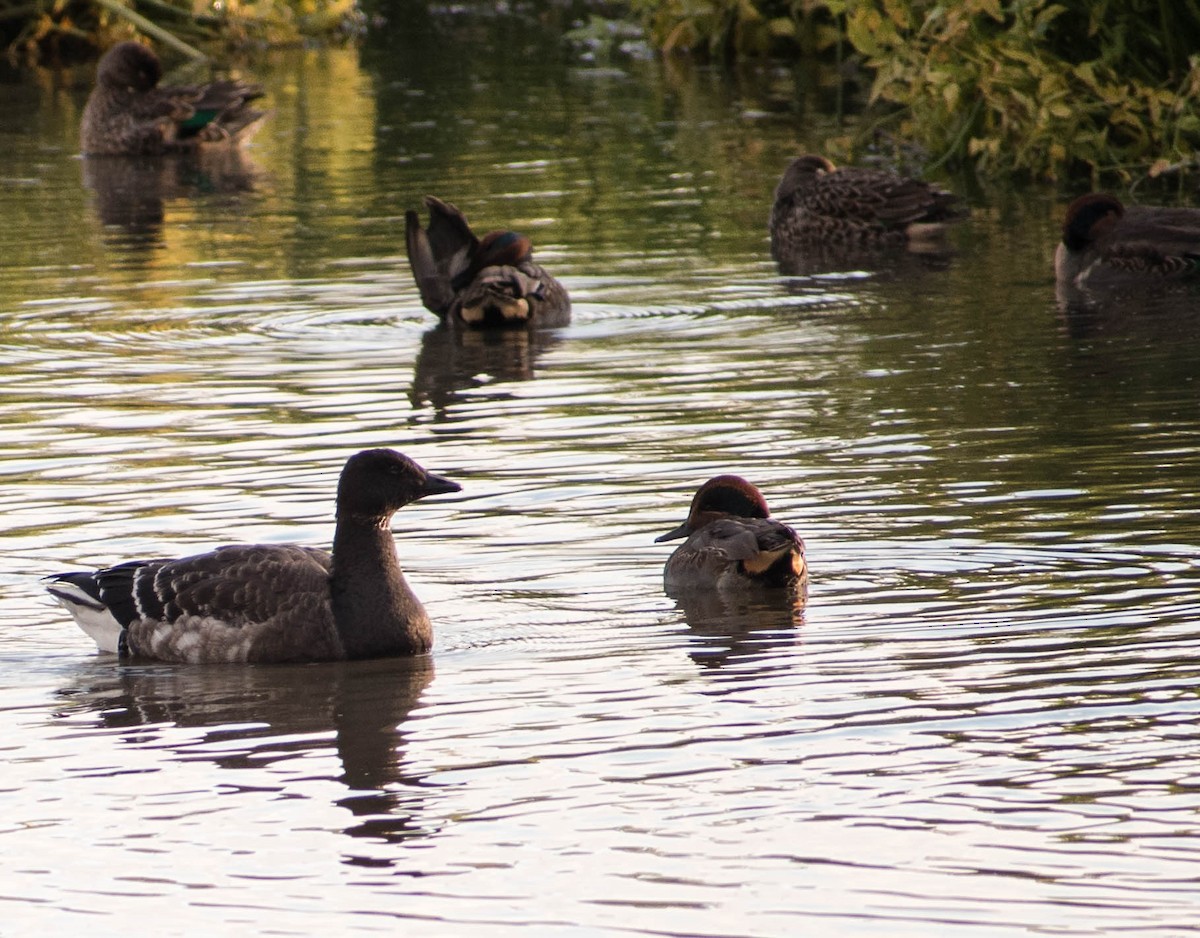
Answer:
90;0;209;60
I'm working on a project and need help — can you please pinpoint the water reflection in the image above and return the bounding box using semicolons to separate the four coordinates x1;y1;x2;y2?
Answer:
54;657;435;852
1055;278;1200;400
81;150;260;255
410;320;563;418
670;589;805;671
1056;279;1200;337
774;238;958;278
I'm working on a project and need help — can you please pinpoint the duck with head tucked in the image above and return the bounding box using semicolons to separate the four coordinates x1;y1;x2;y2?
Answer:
405;195;570;329
80;41;267;156
1055;192;1200;290
43;449;460;664
770;154;963;260
655;475;807;594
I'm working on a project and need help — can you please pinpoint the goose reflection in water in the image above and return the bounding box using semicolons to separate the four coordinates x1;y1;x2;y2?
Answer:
409;319;563;419
81;149;260;255
53;657;435;853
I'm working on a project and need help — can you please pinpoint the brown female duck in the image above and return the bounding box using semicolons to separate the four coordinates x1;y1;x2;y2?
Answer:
1055;192;1200;289
81;41;266;156
769;154;963;255
655;475;807;593
43;449;460;664
405;195;570;328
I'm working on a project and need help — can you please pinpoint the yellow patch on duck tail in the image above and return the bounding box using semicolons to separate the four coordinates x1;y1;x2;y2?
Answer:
459;296;531;324
741;545;793;576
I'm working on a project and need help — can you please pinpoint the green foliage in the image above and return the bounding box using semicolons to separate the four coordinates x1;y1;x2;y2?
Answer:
628;0;842;60
631;0;1200;181
2;0;363;63
845;0;1200;181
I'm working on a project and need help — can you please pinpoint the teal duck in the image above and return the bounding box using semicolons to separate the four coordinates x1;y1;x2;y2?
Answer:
405;195;570;328
1055;193;1200;288
44;449;460;664
80;41;266;156
770;154;963;254
655;475;807;592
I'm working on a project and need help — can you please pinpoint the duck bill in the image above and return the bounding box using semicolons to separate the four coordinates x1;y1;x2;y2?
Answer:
654;521;692;543
420;473;462;498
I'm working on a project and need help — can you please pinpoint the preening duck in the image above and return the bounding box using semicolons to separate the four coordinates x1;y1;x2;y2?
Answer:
80;41;266;156
405;195;570;328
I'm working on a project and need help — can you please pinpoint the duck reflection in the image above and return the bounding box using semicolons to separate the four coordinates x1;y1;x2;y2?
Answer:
82;148;259;254
410;319;562;418
54;657;435;850
1057;279;1200;341
774;239;958;278
669;588;806;671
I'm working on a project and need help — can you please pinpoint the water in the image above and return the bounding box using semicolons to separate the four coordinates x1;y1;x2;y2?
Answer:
3;9;1200;935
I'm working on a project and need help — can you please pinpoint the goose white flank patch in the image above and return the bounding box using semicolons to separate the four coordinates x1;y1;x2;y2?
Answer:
43;449;460;664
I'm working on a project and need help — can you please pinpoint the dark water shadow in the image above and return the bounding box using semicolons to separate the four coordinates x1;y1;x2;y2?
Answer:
1056;281;1200;399
773;239;958;280
52;656;436;855
668;588;806;673
1057;282;1200;341
409;320;564;419
81;150;261;258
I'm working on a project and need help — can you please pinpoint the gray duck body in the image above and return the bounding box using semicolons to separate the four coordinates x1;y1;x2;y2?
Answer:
656;474;807;594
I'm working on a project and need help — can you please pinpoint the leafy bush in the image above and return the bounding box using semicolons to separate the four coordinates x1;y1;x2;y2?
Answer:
633;0;1200;182
842;0;1200;181
628;0;843;60
2;0;363;63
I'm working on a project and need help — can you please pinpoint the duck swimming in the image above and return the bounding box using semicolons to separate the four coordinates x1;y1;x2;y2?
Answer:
43;449;460;664
655;475;807;593
1055;192;1200;289
769;154;963;256
405;195;570;328
80;41;266;156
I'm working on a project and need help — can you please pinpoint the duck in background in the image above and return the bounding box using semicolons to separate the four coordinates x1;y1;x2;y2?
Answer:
43;449;460;664
770;154;964;272
406;195;570;329
1055;192;1200;290
80;41;267;156
655;475;807;595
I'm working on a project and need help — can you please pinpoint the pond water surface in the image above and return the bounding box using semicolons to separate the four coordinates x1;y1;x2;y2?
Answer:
3;9;1200;937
